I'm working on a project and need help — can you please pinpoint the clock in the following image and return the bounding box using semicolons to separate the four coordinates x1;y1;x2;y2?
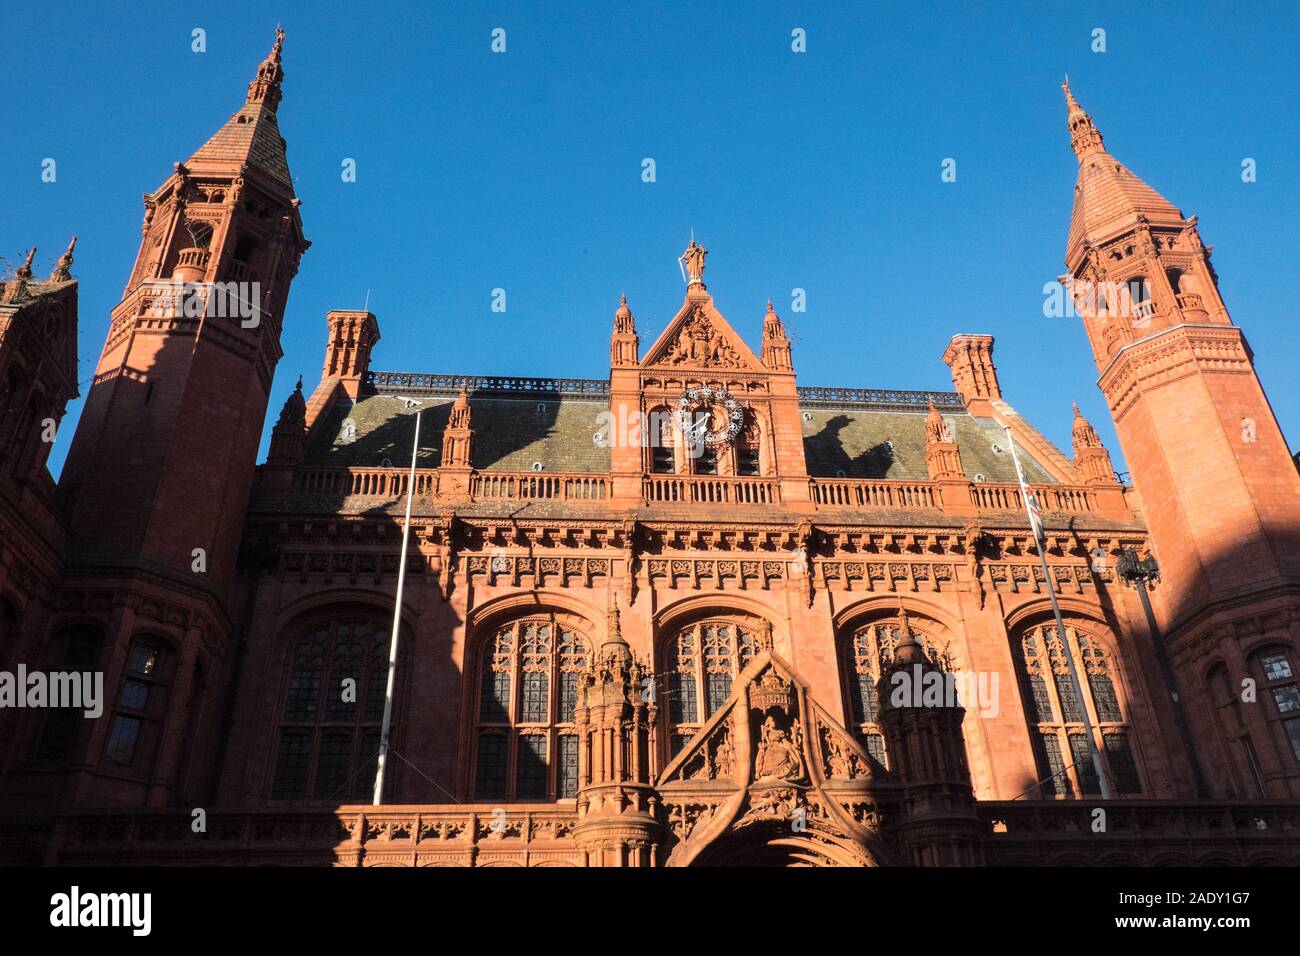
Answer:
673;387;745;447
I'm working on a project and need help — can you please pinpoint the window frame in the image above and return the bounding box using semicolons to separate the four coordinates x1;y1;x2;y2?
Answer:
270;617;403;803
471;615;591;802
1017;623;1142;798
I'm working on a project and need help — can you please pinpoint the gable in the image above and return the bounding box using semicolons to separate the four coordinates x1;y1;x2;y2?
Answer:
641;296;764;371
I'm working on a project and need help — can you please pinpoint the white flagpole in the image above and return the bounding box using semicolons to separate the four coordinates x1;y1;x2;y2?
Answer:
1005;427;1112;800
373;404;421;805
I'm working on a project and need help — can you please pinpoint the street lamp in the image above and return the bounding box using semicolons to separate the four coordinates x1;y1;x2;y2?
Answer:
1115;548;1209;797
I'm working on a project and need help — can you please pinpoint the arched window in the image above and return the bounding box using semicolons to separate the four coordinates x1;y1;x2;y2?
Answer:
1015;624;1141;798
662;616;771;759
650;406;675;474
1251;645;1300;765
841;616;955;768
34;625;103;760
735;414;761;476
271;618;397;802
1125;275;1152;319
473;616;591;802
13;394;49;478
5;390;36;467
103;637;173;770
1205;661;1266;797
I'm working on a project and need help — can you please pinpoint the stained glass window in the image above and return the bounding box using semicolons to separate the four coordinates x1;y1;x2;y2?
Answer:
1254;648;1300;765
663;618;771;760
475;733;508;799
842;617;955;770
517;734;549;799
1035;732;1066;797
102;638;170;771
1017;625;1141;799
472;616;590;801
1104;732;1142;794
557;734;580;798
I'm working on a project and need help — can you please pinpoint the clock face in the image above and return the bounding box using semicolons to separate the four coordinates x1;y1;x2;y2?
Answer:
673;387;745;447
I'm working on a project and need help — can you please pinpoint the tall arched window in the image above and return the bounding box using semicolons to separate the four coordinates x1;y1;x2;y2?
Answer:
473;616;591;802
650;406;676;474
1015;623;1141;797
103;636;174;771
841;616;955;768
735;414;761;476
662;616;771;759
1251;645;1300;765
271;618;397;802
35;625;103;760
1206;661;1266;797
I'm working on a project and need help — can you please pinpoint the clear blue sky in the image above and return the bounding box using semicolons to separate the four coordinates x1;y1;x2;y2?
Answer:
4;1;1297;478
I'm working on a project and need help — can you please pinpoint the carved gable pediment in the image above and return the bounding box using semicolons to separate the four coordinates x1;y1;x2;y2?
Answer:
657;652;896;866
641;297;763;371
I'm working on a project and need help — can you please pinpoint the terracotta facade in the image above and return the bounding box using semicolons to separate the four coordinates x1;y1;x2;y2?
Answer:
2;38;1299;867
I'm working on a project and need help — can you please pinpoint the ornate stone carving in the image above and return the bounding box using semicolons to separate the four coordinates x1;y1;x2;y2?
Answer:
658;305;744;369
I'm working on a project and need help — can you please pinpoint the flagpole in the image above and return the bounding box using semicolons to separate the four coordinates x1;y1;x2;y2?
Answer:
1005;427;1112;800
373;405;421;805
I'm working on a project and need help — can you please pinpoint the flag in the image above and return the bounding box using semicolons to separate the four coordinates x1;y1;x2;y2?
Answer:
1006;429;1046;551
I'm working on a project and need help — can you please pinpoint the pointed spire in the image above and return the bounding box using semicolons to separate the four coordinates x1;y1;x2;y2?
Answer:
760;299;793;371
613;293;635;333
1070;401;1114;485
275;375;307;425
894;606;926;664
610;294;639;366
15;247;35;280
267;373;308;468
1061;78;1105;159
1071;401;1103;451
50;236;76;282
449;379;471;427
925;399;945;442
247;27;286;113
187;27;292;187
762;299;785;338
601;594;633;665
1061;82;1185;267
441;380;474;468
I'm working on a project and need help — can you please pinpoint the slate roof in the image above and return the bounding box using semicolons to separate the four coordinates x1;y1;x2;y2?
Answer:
802;408;1055;483
303;373;1060;483
187;101;293;187
306;391;611;473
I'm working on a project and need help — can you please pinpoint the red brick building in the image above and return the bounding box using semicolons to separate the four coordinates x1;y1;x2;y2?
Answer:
2;34;1299;867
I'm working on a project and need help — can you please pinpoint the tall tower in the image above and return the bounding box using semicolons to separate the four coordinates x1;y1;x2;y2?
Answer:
60;29;309;598
1060;82;1300;795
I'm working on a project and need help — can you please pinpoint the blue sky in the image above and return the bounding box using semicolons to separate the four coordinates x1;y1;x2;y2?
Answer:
4;1;1297;477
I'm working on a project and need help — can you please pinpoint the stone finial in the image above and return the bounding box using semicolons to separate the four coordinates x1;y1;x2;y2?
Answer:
1061;78;1105;159
15;247;35;280
50;236;77;282
247;27;287;112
